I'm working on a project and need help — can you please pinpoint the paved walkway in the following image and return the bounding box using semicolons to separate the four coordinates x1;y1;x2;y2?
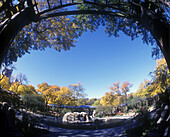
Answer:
41;125;126;137
40;115;133;137
17;110;130;136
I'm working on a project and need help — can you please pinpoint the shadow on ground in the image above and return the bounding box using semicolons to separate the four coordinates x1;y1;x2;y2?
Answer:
42;125;126;137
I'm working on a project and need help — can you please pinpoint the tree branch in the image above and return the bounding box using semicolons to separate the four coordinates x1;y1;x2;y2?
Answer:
40;10;127;20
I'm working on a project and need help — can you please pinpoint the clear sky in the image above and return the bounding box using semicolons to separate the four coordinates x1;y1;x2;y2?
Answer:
12;26;156;99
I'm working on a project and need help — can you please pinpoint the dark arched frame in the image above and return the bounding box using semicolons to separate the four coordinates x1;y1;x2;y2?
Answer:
0;0;169;69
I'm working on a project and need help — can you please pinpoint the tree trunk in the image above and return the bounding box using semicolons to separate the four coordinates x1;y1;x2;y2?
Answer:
124;93;127;105
0;7;37;66
153;23;170;70
139;11;170;69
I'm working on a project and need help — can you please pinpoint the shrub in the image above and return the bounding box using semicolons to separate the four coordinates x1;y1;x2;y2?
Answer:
95;114;102;118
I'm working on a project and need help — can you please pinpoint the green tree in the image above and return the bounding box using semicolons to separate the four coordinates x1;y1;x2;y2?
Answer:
86;98;97;105
77;98;86;106
21;94;45;112
92;99;102;106
127;93;133;103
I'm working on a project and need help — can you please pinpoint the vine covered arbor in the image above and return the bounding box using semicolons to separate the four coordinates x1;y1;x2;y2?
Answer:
0;0;169;68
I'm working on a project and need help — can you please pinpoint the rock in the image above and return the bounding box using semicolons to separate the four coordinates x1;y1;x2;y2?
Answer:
62;112;91;123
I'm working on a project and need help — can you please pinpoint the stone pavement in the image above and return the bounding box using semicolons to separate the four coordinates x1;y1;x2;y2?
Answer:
42;125;126;137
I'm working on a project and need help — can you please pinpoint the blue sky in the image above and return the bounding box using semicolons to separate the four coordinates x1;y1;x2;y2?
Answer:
12;26;156;99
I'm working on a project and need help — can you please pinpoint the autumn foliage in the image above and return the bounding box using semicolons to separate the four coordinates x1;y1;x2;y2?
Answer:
0;59;168;110
136;58;170;98
100;81;133;107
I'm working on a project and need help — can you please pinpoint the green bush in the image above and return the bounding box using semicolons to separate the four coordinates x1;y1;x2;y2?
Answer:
135;109;140;114
60;108;71;116
95;114;102;118
119;114;123;116
125;107;151;137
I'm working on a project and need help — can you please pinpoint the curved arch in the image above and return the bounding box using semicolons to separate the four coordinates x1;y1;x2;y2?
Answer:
0;7;38;67
0;0;169;69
